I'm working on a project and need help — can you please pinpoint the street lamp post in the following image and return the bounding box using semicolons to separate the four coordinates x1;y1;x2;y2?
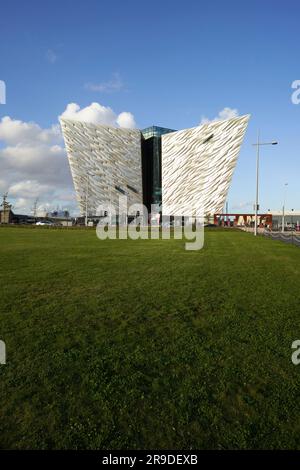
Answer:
252;134;278;236
291;208;294;243
282;182;288;233
85;174;90;227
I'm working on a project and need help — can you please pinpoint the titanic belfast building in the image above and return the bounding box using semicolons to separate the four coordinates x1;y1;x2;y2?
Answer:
60;115;250;217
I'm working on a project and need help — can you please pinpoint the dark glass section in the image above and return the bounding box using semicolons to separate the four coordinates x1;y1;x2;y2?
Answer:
141;126;175;140
142;136;160;211
141;126;176;212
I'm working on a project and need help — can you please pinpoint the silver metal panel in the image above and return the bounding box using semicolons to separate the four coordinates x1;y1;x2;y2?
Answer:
161;115;250;216
60;119;143;215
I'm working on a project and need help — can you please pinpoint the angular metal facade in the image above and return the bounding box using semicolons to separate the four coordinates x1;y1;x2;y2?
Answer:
161;115;250;216
61;115;249;217
60;119;143;215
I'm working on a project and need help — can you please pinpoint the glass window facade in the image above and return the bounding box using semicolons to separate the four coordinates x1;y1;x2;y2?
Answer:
141;126;176;140
141;126;176;211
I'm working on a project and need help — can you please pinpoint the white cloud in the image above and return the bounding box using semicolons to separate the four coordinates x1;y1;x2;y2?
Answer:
60;102;116;127
46;49;57;64
0;178;7;190
200;107;239;125
0;116;61;145
84;73;124;93
59;102;136;128
0;101;137;215
9;180;53;199
0;115;78;214
13;198;30;213
116;111;136;129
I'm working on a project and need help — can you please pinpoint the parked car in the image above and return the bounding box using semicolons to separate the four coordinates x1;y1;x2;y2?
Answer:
35;220;54;226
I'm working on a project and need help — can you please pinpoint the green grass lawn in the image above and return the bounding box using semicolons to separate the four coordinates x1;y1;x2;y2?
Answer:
1;226;300;449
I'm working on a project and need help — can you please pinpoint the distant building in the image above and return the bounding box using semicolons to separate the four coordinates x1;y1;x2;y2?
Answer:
0;208;13;224
0;194;13;224
214;213;273;228
268;210;300;230
214;211;300;231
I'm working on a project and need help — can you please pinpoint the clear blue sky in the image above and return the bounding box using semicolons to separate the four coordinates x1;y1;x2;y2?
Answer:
0;0;299;213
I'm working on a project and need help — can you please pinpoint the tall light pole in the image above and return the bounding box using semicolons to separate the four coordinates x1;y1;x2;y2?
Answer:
282;182;288;233
252;134;278;236
85;174;90;227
